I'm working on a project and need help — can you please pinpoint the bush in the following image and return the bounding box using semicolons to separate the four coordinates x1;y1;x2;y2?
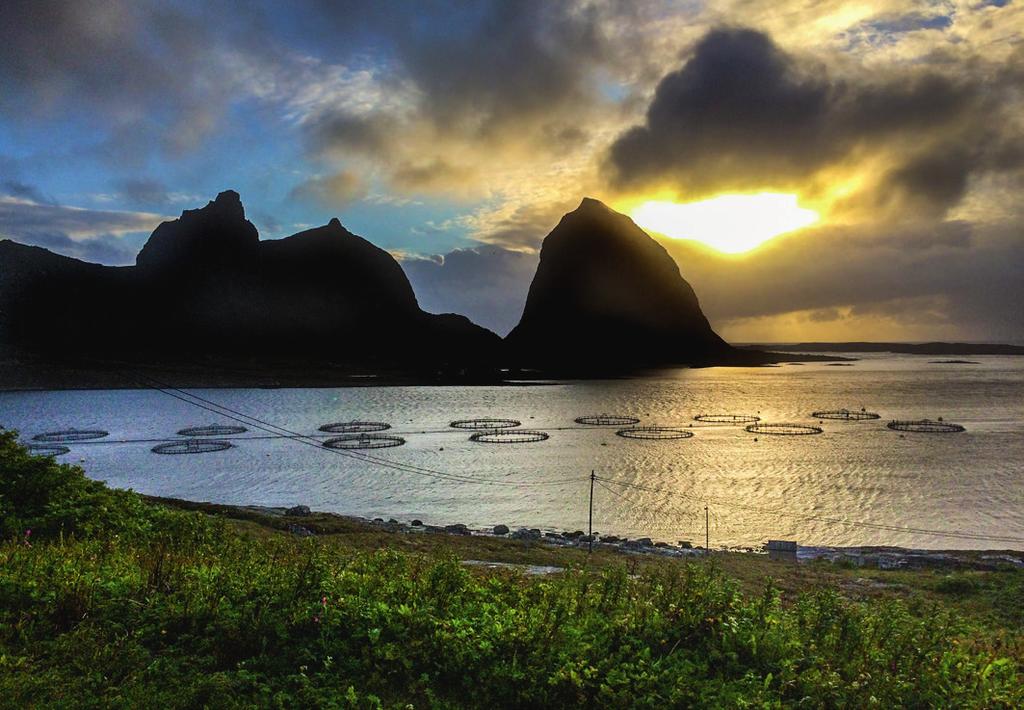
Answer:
0;429;154;540
0;434;1020;707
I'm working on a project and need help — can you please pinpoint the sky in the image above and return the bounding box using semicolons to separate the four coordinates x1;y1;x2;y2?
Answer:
1;0;1022;342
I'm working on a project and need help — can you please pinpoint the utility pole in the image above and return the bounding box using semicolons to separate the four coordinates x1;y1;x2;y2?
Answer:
588;470;595;553
705;504;709;554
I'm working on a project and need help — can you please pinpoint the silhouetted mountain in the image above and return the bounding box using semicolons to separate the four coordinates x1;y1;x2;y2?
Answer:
506;198;742;369
0;191;499;377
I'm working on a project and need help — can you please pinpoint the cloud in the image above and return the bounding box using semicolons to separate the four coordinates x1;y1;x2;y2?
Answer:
402;245;539;335
12;230;146;265
288;171;367;208
0;0;280;163
606;27;1024;218
0;194;163;264
293;0;638;200
0;180;50;205
656;219;1024;342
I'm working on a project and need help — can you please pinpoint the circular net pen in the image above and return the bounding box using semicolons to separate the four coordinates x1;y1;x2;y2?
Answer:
812;409;880;421
323;434;406;450
177;425;248;436
26;444;71;457
319;421;391;434
33;429;109;443
450;418;521;430
575;414;641;426
887;419;965;433
694;414;760;424
470;429;549;444
745;423;823;436
616;426;694;440
152;439;233;455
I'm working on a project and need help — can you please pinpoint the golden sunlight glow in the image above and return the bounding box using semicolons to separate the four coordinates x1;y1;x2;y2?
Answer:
630;193;820;254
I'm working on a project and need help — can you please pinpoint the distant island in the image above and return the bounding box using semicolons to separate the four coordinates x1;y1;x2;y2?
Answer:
741;342;1024;356
1;191;842;389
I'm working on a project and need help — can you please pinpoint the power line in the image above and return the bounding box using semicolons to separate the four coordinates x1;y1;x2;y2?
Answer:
122;371;582;489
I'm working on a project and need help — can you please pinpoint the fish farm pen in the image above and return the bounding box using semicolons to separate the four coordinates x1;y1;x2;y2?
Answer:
177;425;248;436
32;429;109;442
26;444;71;457
887;419;966;433
574;415;641;426
616;426;694;440
322;434;406;449
152;439;234;455
745;423;824;436
450;418;521;430
694;414;760;424
469;430;549;444
319;421;392;433
812;409;880;421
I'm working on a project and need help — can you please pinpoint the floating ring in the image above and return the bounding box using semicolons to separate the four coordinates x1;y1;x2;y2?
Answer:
26;444;71;457
32;429;109;443
616;427;694;440
323;434;406;449
694;414;760;424
450;418;521;430
887;419;965;433
745;423;823;436
177;425;248;436
152;439;233;454
575;415;641;426
470;429;549;443
811;409;880;421
319;421;391;433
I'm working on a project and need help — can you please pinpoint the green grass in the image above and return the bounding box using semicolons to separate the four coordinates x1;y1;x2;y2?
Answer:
1;429;1021;708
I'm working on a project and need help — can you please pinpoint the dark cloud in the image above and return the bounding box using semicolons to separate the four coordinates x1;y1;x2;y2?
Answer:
473;200;579;250
115;178;172;207
656;220;1024;341
402;245;538;335
307;114;398;161
607;28;1023;215
0;0;272;162
299;0;628;191
1;180;50;205
288;171;367;208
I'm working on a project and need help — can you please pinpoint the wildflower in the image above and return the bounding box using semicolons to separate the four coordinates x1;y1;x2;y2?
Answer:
313;615;320;624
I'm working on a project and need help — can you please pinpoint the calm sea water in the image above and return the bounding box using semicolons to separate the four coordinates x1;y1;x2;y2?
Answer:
3;354;1022;550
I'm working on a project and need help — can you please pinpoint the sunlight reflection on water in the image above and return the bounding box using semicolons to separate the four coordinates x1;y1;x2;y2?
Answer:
2;354;1021;549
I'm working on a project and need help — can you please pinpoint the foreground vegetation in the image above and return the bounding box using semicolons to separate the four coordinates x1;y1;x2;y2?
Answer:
1;431;1021;708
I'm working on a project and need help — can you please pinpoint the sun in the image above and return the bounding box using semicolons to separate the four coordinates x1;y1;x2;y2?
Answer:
629;193;820;254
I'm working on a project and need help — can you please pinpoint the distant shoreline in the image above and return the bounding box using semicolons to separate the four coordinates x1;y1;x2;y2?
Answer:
0;349;850;392
739;341;1024;356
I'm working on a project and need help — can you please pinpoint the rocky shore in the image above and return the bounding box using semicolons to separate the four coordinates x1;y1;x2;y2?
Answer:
237;503;1024;572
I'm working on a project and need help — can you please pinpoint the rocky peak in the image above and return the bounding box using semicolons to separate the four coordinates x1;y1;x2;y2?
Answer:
135;189;259;270
506;198;732;368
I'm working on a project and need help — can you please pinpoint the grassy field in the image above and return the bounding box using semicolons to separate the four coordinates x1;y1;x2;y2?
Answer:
1;429;1021;708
